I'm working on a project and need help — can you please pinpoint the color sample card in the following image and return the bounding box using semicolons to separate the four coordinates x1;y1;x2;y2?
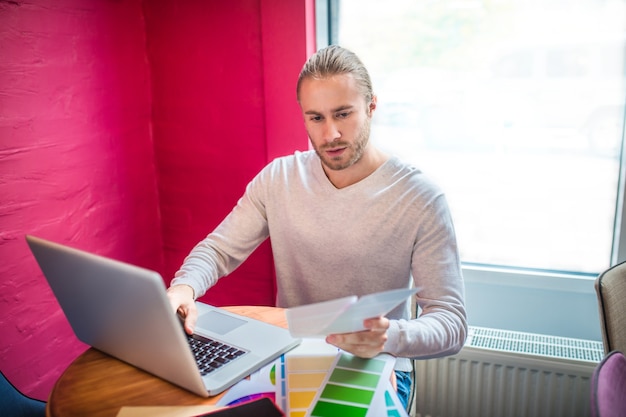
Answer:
287;288;418;337
381;381;410;417
211;342;407;417
305;352;400;417
275;339;339;417
216;359;277;408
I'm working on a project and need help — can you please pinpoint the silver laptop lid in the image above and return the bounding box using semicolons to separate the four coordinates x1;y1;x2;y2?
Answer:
26;235;300;397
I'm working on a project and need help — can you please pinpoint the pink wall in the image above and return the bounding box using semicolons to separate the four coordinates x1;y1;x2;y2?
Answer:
144;0;313;306
0;0;161;400
0;0;312;401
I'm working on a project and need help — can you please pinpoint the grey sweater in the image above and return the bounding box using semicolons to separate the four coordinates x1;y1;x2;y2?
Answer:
171;150;467;371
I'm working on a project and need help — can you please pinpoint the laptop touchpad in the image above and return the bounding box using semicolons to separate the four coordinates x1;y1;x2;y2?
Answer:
197;310;246;335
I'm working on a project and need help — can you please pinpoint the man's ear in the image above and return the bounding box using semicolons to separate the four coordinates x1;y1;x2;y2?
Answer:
368;95;377;115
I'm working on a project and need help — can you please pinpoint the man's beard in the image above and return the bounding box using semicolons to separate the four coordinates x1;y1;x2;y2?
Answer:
314;119;371;171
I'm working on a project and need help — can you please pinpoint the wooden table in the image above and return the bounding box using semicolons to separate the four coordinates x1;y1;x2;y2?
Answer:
46;306;287;417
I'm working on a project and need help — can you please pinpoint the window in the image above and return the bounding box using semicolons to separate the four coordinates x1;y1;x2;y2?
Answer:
322;0;626;276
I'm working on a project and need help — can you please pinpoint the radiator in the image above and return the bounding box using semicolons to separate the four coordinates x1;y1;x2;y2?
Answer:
412;326;604;417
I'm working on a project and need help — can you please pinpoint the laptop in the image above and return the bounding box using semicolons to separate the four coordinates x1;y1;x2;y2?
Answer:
26;235;301;397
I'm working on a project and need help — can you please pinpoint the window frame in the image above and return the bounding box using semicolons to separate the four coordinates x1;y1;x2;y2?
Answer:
317;0;626;341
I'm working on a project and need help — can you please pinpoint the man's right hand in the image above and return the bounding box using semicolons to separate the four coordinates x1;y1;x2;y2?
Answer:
166;284;197;335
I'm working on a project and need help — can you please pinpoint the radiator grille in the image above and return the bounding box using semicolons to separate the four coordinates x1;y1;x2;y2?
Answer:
413;327;604;417
467;326;604;362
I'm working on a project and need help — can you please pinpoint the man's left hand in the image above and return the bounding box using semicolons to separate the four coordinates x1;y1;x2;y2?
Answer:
325;316;390;358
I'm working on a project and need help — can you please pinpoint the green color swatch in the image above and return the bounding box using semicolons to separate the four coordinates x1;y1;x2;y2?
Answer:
337;355;385;373
329;368;379;388
311;400;368;417
320;383;374;404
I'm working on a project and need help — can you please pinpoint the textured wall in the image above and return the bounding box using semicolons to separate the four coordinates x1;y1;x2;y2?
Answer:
0;0;311;401
0;0;162;400
144;1;274;306
144;0;311;306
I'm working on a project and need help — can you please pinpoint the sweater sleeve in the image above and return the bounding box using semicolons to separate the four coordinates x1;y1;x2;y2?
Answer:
383;194;468;359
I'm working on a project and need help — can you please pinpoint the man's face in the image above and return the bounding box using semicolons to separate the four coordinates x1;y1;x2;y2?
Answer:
299;74;374;171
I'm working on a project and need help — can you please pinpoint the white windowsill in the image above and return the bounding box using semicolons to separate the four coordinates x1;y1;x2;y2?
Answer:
462;263;598;295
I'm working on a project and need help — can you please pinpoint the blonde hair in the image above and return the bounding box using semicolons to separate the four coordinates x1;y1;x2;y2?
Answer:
296;45;373;104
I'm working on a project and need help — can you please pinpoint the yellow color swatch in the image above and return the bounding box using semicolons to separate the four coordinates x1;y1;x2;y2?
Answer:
277;339;339;416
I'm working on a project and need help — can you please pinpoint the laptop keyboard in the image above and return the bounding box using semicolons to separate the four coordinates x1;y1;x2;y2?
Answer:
187;334;248;376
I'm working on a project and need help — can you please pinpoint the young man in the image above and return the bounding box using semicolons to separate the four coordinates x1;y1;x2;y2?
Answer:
167;45;467;409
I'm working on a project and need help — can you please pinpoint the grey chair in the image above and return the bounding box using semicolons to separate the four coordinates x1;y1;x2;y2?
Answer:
0;371;46;417
595;261;626;355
